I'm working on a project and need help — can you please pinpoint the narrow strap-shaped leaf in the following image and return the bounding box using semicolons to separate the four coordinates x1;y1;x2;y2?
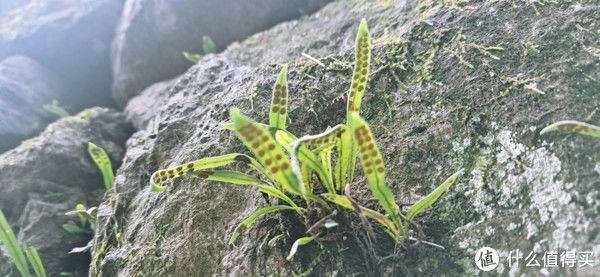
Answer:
286;236;316;260
24;246;46;277
269;65;289;130
231;108;303;195
196;170;264;185
335;126;356;192
278;131;335;193
346;18;371;115
258;185;298;208
293;124;346;146
202;36;217;54
229;205;302;245
349;113;401;227
87;142;114;190
540;120;600;138
301;164;313;195
406;169;464;221
323;194;399;238
150;153;266;192
318;144;335;188
0;210;31;277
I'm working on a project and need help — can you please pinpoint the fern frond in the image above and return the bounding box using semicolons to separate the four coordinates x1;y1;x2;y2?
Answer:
347;18;372;115
150;153;265;192
349;112;401;227
540;120;600;138
87;142;114;190
269;65;289;130
231;108;303;195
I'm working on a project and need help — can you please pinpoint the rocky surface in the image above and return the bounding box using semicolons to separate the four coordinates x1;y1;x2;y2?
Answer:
0;55;67;153
110;0;333;106
0;0;123;110
89;0;600;275
0;108;132;276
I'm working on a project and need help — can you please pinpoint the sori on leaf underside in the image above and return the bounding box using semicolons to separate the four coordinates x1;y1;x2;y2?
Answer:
149;19;463;260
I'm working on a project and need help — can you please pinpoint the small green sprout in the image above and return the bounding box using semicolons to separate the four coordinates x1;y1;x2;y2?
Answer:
540;120;600;138
150;19;463;258
0;209;47;277
202;36;217;54
87;142;115;190
182;36;217;64
42;100;69;119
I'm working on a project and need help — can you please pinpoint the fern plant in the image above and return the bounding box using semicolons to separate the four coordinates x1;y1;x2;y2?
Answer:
87;142;114;190
0;210;47;277
150;19;463;259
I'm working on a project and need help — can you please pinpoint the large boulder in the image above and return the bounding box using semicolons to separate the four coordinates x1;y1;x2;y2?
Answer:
0;108;133;276
0;55;67;153
0;0;124;109
110;0;332;106
93;0;599;275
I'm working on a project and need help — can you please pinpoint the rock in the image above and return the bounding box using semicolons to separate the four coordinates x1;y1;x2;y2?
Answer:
0;108;133;276
110;0;333;106
0;55;67;152
0;0;124;110
124;77;178;130
92;0;600;275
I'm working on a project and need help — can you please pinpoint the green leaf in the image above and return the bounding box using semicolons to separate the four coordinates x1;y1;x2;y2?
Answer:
87;142;115;190
269;65;289;130
346;18;371;115
278;130;335;194
323;194;399;238
229;205;302;245
348;113;401;227
182;51;203;63
258;185;299;209
202;36;217;54
230;108;303;195
0;210;31;277
24;246;46;277
42;100;69;119
286;236;316;260
318;144;335;177
197;170;263;185
540;120;600;138
335;125;356;192
62;224;83;234
149;153;266;193
406;169;464;221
